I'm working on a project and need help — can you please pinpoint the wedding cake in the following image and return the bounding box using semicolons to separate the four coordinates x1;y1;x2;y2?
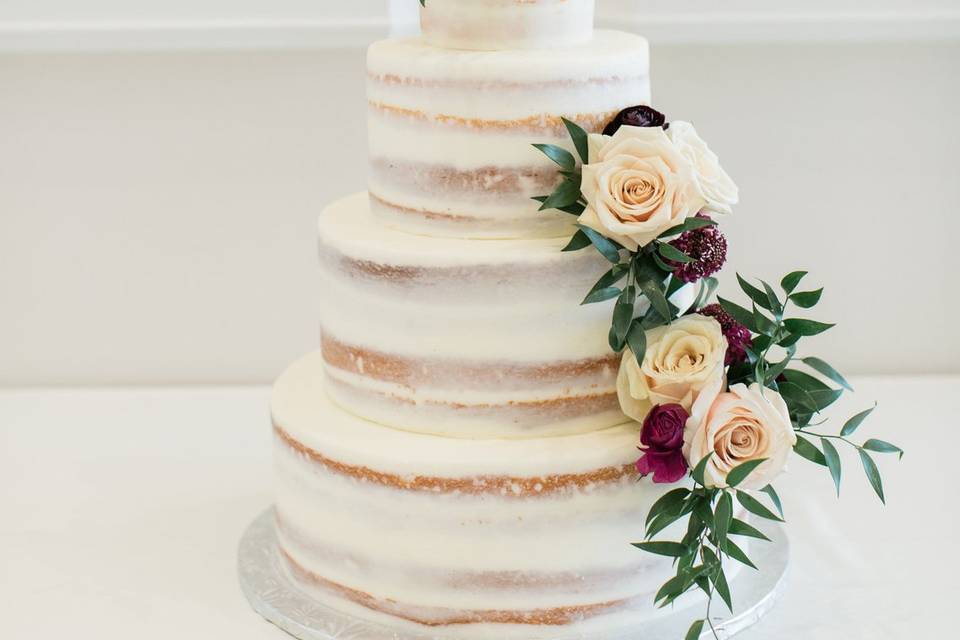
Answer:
272;0;731;637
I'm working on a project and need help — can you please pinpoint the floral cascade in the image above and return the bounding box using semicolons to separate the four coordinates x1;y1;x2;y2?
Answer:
534;106;902;639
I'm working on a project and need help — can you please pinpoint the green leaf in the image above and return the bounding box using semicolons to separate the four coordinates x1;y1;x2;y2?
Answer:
801;357;853;392
720;537;757;570
532;143;576;171
693;499;715;530
631;541;689;558
794;434;828;466
781;270;808;294
762;280;784;318
714;491;733;546
736;274;772;311
691;453;713;487
841;405;876;437
651;251;675;273
645;511;687;540
726;458;769;488
859;449;886;504
658;242;694;264
582;287;621;304
718;297;759;333
612;286;637;345
659;216;717;239
531;195;584;216
760;484;784;518
863;439;904;460
778;381;817;415
692;276;719;312
582;264;629;305
807;388;843;412
539;176;582;211
753;305;778;337
627;321;648;366
736;491;784;522
783;318;836;337
561;117;590;164
685;620;705;640
822;438;843;496
790;288;824;309
637;272;672;321
561;229;591;252
763;347;796;385
729;518;771;541
576;224;621;263
646;489;690;527
712;565;733;612
782;369;832;391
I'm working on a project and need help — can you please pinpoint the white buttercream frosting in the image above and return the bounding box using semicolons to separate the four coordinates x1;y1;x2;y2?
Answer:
420;0;596;51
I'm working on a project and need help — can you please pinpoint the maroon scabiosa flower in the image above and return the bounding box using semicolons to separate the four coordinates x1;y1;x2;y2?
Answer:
699;303;753;365
668;215;728;283
603;105;668;136
636;404;689;484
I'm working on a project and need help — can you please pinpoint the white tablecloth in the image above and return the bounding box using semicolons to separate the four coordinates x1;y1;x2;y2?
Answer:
1;377;956;639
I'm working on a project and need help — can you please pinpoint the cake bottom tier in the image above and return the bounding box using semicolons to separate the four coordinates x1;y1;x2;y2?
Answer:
272;352;735;639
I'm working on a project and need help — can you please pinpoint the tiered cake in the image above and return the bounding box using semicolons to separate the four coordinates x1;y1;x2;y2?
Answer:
271;1;718;637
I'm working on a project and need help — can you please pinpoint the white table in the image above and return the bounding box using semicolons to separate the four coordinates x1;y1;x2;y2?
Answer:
2;378;956;639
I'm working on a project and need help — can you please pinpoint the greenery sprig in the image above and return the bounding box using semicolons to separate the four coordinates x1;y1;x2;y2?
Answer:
534;120;716;358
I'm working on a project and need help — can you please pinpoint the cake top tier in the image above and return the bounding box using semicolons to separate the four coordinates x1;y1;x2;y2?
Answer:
420;0;596;51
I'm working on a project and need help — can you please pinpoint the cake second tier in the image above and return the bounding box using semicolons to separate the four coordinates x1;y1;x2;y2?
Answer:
318;192;627;438
367;30;650;239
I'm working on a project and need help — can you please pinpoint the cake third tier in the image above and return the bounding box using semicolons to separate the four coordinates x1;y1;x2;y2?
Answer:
367;30;650;239
318;192;627;439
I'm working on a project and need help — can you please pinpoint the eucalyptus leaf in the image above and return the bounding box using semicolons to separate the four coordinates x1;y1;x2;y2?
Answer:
761;280;784;318
794;435;828;466
782;369;832;391
561;229;591;252
783;318;836;337
859;449;886;504
790;288;824;309
753;305;778;337
658;243;694;264
736;274;772;311
863;439;904;459
718;297;759;333
581;287;621;304
637;272;672;321
561;117;590;164
714;492;733;546
801;357;853;392
532;143;576;171
613;286;637;345
841;405;876;437
736;491;784;522
627;320;648;365
531;195;584;216
807;387;843;412
781;270;808;294
582;264;629;305
760;484;784;518
539;176;582;211
691;453;713;487
684;620;705;640
822;438;843;496
729;518;771;541
726;458;769;488
577;224;621;263
633;541;689;557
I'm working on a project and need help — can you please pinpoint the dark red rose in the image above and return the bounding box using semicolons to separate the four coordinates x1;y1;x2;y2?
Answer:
635;404;689;484
603;105;668;136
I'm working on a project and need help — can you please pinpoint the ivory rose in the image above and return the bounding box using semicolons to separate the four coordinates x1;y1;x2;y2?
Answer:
617;314;727;423
668;121;739;216
684;383;798;490
577;126;707;250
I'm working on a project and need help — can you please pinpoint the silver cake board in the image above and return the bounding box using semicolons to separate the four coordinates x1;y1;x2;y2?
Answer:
238;508;789;640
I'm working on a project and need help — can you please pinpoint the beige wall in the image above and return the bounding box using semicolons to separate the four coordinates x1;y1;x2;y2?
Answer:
1;42;958;386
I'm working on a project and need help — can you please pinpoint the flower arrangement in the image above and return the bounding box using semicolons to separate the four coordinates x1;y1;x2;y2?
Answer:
534;106;903;639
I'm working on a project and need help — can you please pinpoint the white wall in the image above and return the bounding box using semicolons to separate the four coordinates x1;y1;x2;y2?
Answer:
1;9;958;386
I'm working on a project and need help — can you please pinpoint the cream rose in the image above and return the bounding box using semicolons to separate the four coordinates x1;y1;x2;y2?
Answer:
617;314;727;423
577;126;707;251
684;383;797;490
668;121;739;216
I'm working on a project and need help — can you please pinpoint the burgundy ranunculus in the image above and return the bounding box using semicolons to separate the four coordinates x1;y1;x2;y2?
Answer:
603;105;668;136
699;303;753;365
636;404;690;484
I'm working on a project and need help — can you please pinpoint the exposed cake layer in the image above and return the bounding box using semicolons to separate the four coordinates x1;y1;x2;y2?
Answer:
317;192;628;438
420;0;595;51
272;352;725;638
367;31;651;239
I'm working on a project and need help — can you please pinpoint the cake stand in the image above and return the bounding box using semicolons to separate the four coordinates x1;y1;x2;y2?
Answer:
238;509;789;640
